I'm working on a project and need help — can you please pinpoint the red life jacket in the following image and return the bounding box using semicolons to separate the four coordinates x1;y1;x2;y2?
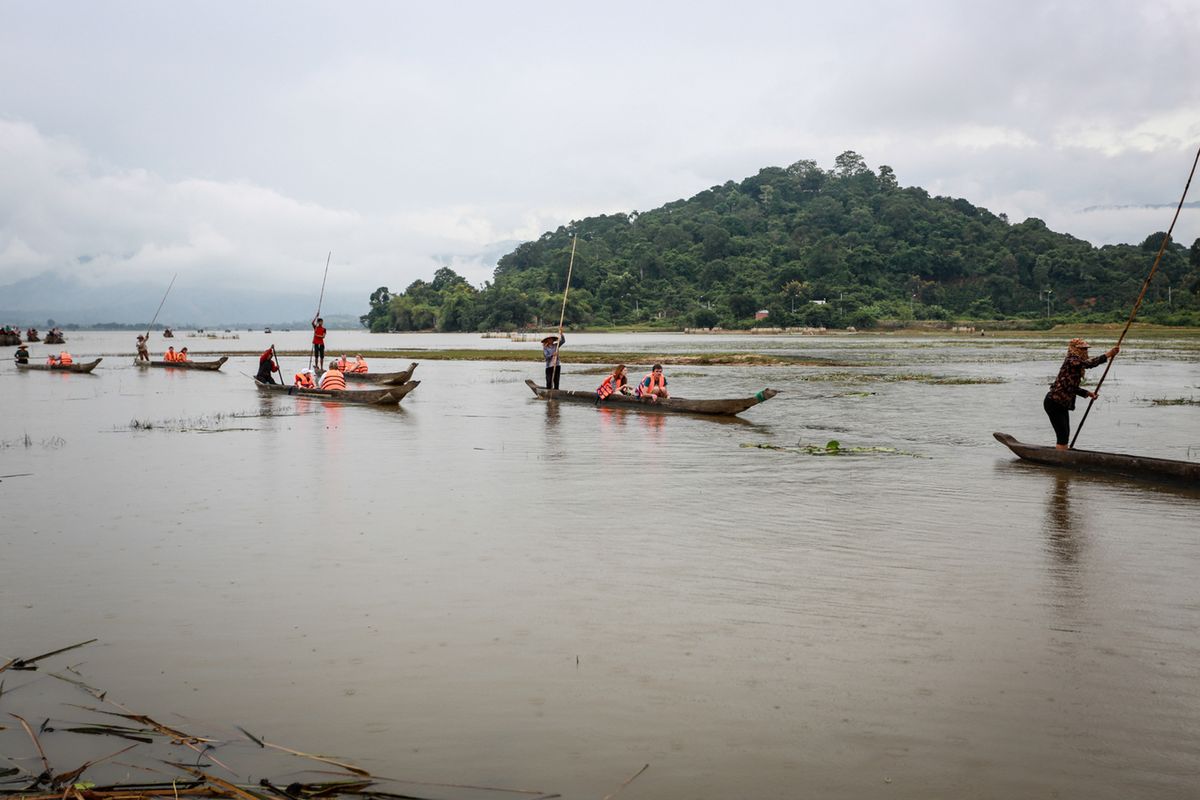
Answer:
320;369;346;391
597;372;626;399
637;371;665;396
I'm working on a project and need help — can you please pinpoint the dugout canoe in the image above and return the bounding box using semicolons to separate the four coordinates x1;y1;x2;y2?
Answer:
342;361;418;385
993;432;1200;486
44;333;66;344
254;379;419;406
16;358;102;374
134;356;229;371
525;379;778;417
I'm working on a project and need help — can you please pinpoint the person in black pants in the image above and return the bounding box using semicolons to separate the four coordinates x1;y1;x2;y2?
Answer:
542;334;564;389
1044;337;1119;449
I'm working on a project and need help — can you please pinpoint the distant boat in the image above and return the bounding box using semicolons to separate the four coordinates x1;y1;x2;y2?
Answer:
264;328;272;334
525;379;779;417
17;358;102;374
162;328;174;338
135;356;229;371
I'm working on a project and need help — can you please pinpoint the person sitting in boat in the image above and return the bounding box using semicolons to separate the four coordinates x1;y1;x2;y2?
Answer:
46;351;73;367
26;328;38;341
350;355;369;373
597;364;630;399
177;347;189;362
635;364;669;401
163;345;178;362
14;344;30;364
136;334;150;362
294;368;316;388
255;347;279;384
1044;338;1119;450
319;363;346;391
542;334;564;389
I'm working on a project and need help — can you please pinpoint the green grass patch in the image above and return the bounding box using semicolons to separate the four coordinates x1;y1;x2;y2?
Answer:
742;439;922;457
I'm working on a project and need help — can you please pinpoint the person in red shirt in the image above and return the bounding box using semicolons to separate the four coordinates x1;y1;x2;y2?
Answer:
256;347;279;384
311;317;327;370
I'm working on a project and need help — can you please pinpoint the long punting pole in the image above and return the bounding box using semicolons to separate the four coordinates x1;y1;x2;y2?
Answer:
271;345;284;385
309;252;332;370
1070;142;1200;448
553;234;578;368
145;273;178;339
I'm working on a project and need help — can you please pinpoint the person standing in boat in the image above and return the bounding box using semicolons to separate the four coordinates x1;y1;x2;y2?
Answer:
14;344;29;364
311;317;327;371
542;334;564;390
136;334;150;363
1044;338;1119;450
596;364;629;399
256;347;279;384
636;364;670;402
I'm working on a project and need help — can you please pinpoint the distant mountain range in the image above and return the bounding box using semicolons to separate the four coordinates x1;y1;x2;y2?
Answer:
0;272;366;328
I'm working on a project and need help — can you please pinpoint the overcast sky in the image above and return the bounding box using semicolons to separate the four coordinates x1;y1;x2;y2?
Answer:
2;0;1199;300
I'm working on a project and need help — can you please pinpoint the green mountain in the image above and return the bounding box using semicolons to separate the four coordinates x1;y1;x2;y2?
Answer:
363;152;1200;332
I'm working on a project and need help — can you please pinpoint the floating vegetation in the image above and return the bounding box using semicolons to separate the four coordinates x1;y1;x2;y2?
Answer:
1149;397;1200;406
122;409;305;434
742;439;923;457
1;434;64;449
0;639;584;800
794;371;1004;385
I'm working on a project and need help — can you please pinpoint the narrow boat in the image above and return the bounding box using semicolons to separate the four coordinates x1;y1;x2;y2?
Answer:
16;358;103;374
26;329;40;342
254;379;419;406
0;332;21;346
993;432;1199;486
44;333;66;344
342;361;419;386
134;356;229;371
525;379;778;417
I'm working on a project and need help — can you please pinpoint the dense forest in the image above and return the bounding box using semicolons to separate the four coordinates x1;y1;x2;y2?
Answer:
362;152;1200;332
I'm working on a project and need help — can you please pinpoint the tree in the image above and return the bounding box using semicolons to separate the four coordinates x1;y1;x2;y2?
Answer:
833;150;868;178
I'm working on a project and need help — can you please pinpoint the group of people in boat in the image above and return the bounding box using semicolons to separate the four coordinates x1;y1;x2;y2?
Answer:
255;345;369;391
542;334;671;402
134;334;190;363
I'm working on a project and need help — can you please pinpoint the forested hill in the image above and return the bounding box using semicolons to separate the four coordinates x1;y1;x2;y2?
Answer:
363;152;1200;331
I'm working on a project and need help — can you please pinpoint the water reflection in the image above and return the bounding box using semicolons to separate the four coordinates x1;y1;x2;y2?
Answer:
1042;472;1087;634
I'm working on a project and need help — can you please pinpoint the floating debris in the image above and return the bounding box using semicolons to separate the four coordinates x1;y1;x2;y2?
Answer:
742;439;923;457
1149;397;1199;406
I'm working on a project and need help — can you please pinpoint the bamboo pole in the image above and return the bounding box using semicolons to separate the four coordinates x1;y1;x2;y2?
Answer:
1070;142;1200;447
552;234;578;369
144;274;178;344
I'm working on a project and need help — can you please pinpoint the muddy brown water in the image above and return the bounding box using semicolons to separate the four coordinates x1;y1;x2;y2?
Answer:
2;332;1199;799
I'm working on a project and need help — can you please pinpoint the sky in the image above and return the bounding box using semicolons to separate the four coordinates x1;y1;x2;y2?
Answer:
2;0;1199;312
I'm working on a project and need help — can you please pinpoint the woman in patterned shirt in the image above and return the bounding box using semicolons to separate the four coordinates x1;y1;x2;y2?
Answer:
1044;338;1119;449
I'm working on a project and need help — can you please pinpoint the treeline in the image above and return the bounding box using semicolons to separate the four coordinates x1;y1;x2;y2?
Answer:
361;152;1200;332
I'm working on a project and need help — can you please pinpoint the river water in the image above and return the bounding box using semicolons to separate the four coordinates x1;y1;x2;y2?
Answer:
2;330;1199;799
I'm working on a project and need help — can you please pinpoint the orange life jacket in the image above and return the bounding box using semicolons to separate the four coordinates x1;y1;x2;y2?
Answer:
351;359;368;373
597;372;626;399
58;352;73;365
336;356;348;371
163;350;176;362
294;372;315;388
47;355;57;365
320;369;346;391
637;371;665;396
177;352;189;362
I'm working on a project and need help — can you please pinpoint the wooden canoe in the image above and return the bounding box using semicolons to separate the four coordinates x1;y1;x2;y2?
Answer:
525;379;778;417
44;334;66;344
993;432;1200;486
135;356;229;371
254;379;419;406
16;358;102;373
342;361;419;385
